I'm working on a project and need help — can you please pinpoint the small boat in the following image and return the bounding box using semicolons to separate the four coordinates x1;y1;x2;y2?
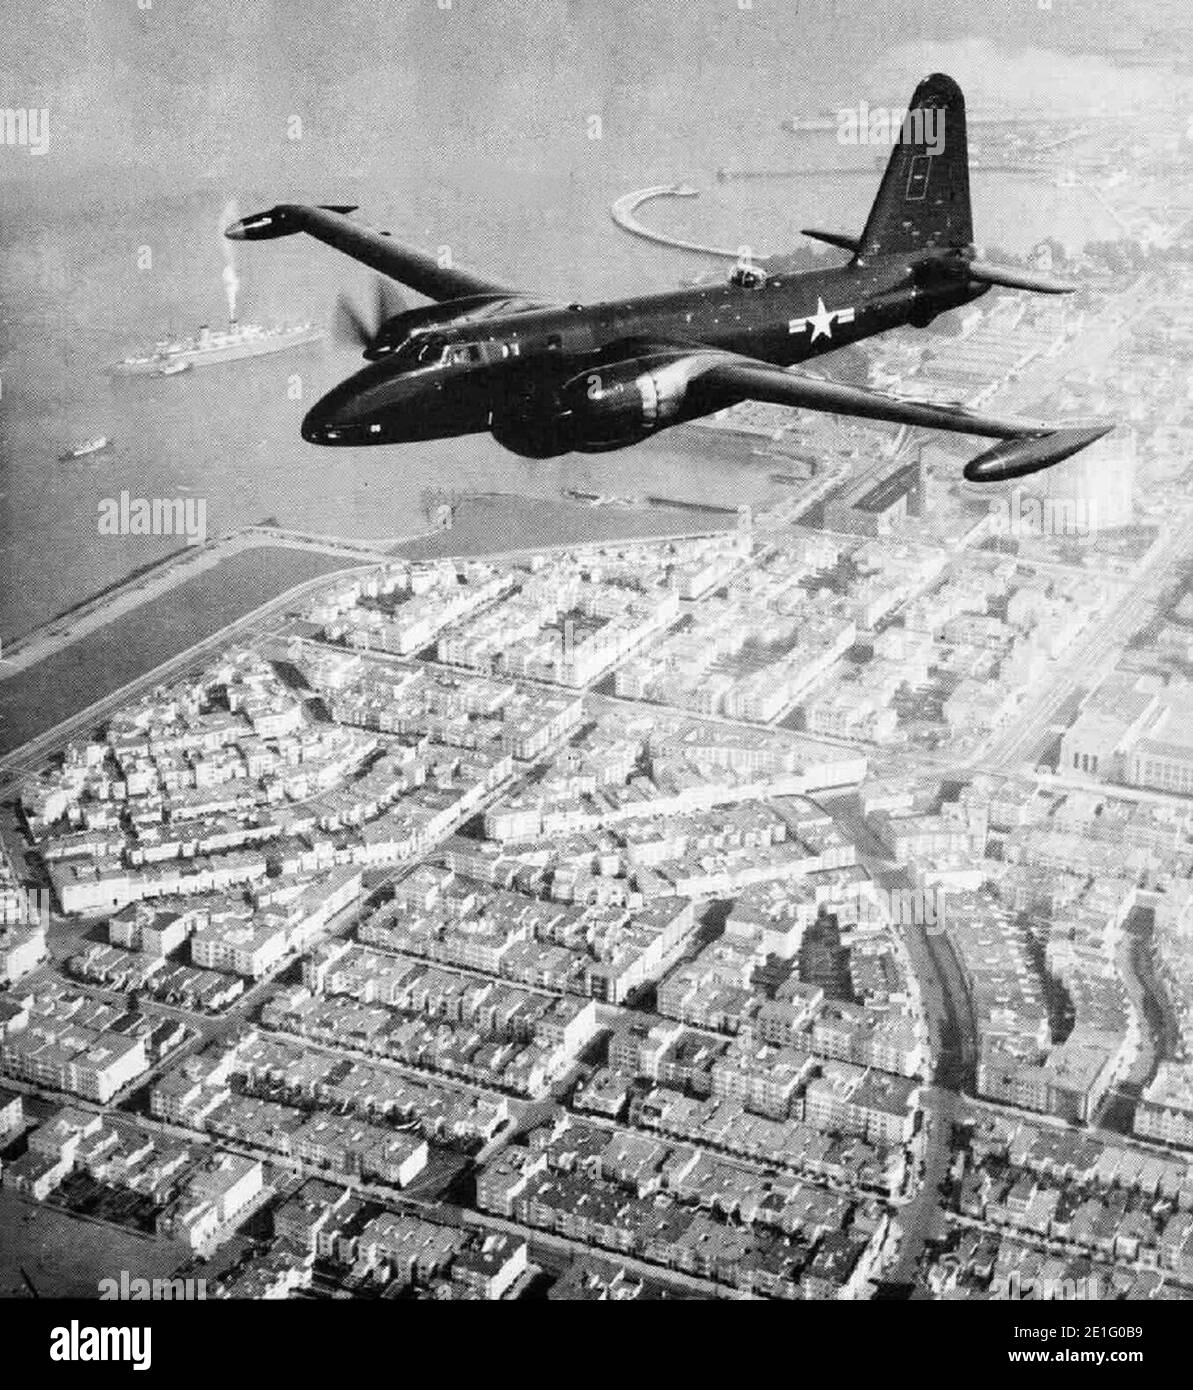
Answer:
156;358;193;377
58;435;113;462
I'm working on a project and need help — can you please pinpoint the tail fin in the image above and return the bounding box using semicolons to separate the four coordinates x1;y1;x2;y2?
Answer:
855;73;972;260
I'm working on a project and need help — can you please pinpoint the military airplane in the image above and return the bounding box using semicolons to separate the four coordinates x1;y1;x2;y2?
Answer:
227;73;1111;482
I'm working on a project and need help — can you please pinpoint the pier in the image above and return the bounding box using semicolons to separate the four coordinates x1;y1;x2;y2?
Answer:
609;184;770;261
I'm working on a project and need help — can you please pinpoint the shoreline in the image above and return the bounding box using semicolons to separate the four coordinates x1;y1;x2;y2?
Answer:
0;492;742;764
0;524;432;682
2;475;754;683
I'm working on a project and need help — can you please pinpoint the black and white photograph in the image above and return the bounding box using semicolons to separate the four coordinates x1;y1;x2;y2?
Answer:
0;0;1188;1362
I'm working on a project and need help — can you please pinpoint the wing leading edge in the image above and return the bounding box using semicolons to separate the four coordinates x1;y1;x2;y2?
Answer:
225;203;515;302
691;357;1114;482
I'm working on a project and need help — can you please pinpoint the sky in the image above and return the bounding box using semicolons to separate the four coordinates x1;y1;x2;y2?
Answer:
2;0;1180;195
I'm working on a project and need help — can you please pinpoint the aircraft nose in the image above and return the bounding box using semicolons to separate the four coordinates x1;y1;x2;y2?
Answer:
300;358;425;445
301;380;361;444
300;397;337;444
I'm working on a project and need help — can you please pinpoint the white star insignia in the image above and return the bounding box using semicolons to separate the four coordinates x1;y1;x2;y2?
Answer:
807;296;836;341
788;299;856;341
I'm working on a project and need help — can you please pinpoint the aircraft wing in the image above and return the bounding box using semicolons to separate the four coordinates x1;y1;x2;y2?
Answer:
226;203;519;302
689;356;1114;481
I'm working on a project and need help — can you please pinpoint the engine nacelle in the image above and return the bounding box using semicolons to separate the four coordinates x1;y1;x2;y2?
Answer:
489;351;716;459
489;411;578;459
559;356;692;449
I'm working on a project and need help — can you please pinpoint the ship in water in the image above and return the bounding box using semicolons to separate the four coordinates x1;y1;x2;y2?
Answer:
562;488;647;509
109;318;323;375
58;435;113;462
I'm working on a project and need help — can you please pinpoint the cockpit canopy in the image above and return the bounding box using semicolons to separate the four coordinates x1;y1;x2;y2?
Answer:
386;332;520;369
728;260;767;290
381;332;450;365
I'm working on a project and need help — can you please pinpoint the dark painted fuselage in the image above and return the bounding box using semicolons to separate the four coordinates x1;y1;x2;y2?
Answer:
302;251;986;449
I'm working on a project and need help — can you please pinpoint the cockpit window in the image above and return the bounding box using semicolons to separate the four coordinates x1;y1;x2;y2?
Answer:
729;262;767;290
394;335;446;365
393;335;480;368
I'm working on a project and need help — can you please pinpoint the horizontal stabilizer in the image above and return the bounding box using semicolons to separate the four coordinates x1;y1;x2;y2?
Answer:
966;258;1078;295
799;228;862;254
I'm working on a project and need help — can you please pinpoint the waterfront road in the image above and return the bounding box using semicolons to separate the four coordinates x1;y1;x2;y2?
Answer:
0;563;378;796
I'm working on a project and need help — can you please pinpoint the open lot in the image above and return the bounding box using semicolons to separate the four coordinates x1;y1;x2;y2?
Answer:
0;1186;190;1299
